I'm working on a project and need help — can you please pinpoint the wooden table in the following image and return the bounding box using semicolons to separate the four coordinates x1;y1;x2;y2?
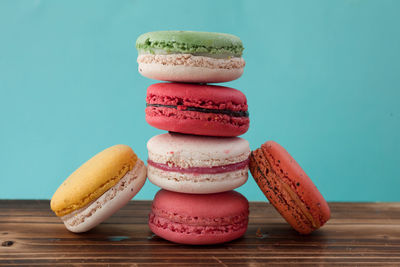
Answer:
0;200;399;266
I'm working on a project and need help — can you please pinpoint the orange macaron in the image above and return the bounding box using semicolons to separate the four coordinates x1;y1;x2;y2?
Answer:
249;141;330;234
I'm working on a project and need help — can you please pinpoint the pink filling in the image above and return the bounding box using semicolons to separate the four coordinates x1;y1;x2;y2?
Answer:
147;159;249;174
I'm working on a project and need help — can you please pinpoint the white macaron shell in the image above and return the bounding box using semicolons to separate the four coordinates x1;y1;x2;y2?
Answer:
147;133;250;168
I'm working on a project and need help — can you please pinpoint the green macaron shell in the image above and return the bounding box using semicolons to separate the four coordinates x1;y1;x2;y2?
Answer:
136;31;244;57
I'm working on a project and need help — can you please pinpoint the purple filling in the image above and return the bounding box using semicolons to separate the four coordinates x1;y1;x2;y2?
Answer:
147;159;249;174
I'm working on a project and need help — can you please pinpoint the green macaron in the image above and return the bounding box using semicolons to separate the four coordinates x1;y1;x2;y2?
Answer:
136;31;244;58
136;31;246;83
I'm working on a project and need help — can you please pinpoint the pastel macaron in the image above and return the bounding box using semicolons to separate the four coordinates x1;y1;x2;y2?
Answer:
146;83;249;137
50;145;147;233
149;189;249;245
136;31;245;83
147;132;250;194
249;141;330;234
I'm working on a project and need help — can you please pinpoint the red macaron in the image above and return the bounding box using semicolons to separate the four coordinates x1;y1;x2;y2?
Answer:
249;141;330;234
149;189;249;245
145;83;249;137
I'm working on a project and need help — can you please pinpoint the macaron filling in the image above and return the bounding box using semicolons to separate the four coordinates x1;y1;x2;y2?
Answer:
137;54;245;70
147;159;249;175
146;103;248;118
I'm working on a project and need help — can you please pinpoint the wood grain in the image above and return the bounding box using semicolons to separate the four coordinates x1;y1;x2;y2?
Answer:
1;200;400;266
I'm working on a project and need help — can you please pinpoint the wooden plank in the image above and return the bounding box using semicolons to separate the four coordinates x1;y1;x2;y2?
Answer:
0;201;400;265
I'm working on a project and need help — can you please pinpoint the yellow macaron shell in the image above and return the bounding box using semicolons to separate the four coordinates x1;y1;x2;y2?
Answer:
50;144;138;217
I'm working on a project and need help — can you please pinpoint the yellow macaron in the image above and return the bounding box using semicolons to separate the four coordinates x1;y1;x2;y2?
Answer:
51;144;147;232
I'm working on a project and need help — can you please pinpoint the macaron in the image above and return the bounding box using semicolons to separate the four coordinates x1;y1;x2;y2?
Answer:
146;82;249;137
50;145;147;233
147;132;250;194
136;31;245;83
149;189;249;245
249;141;330;234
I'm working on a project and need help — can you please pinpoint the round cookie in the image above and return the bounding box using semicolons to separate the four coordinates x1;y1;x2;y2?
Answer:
50;145;147;233
147;132;250;194
249;141;330;234
146;82;249;137
136;31;245;83
149;189;249;245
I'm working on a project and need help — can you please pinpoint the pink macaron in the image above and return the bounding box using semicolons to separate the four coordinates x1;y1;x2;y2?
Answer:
149;189;249;245
147;132;250;194
145;83;249;137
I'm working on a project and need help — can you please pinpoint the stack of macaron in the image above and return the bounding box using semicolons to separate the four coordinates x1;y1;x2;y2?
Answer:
136;31;251;244
49;30;331;242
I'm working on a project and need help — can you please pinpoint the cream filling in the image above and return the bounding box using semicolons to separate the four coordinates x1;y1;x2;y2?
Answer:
137;54;245;69
61;160;144;227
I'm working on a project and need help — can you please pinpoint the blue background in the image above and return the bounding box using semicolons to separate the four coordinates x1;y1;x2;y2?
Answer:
1;0;399;201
